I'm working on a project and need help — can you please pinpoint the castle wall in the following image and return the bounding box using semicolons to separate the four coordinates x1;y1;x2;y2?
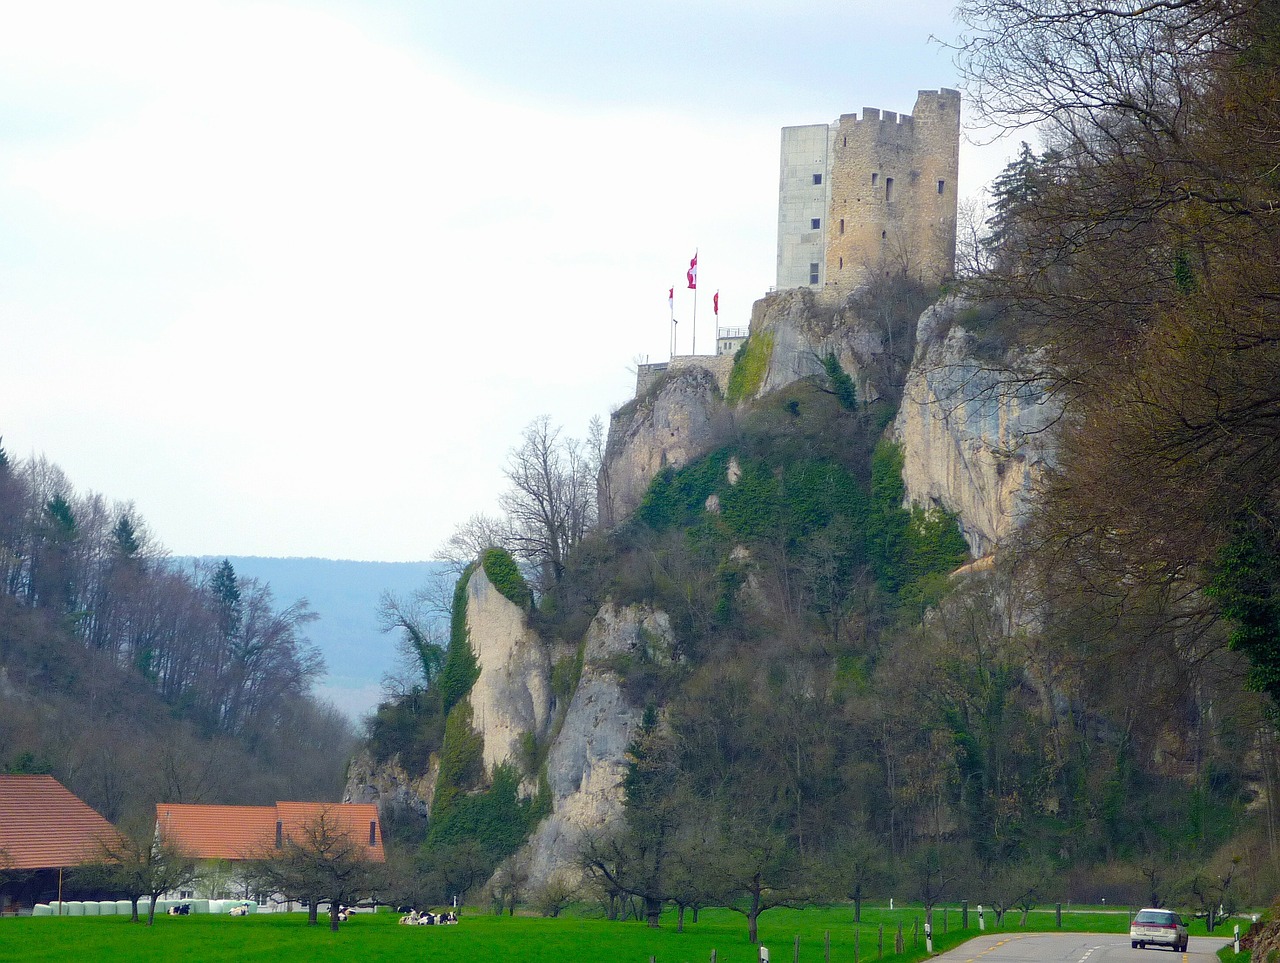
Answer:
636;354;734;397
776;89;960;297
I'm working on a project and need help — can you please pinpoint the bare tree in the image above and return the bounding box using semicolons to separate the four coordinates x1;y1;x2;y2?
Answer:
499;415;598;589
80;820;197;926
436;513;508;575
248;807;384;931
377;589;446;690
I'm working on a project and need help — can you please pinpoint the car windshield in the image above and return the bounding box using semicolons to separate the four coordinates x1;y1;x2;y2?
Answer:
1135;911;1176;924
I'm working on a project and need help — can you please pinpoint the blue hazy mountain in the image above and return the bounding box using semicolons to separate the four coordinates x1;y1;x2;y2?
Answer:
184;556;447;724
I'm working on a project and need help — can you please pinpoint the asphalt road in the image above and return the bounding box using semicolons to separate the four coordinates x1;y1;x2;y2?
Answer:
932;932;1232;963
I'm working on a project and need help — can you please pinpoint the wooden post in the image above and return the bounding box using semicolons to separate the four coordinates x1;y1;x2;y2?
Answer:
794;934;801;963
711;952;717;963
1056;903;1062;928
879;923;884;959
913;918;919;949
963;900;969;930
826;929;831;963
896;922;904;954
856;921;861;963
944;907;949;933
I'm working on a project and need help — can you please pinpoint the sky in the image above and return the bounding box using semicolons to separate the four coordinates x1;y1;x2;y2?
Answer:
0;0;1024;563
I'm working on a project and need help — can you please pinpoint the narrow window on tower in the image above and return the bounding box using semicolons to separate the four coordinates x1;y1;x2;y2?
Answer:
811;218;821;230
839;218;845;234
885;177;894;202
871;172;878;186
938;179;945;194
839;257;844;269
813;173;823;185
809;263;820;284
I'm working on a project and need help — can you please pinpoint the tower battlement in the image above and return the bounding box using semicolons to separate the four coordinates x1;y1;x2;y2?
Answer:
776;88;961;296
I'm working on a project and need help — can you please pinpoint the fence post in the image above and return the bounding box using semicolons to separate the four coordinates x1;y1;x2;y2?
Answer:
711;951;717;963
878;923;884;959
1056;904;1062;928
795;935;801;963
826;929;831;963
944;907;949;933
896;922;904;954
963;900;969;930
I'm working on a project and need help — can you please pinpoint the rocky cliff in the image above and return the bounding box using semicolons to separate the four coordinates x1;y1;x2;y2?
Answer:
464;566;554;773
891;298;1060;556
750;287;885;402
521;603;669;883
599;365;728;528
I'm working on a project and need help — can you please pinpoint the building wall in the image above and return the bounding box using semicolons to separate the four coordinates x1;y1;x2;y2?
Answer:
635;353;735;397
776;89;960;297
776;124;833;291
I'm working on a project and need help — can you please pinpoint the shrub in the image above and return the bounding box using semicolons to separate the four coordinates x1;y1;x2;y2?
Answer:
822;353;858;410
482;547;532;609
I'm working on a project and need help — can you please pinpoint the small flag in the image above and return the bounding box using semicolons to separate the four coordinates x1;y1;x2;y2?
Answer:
687;252;698;290
668;286;674;312
713;291;719;316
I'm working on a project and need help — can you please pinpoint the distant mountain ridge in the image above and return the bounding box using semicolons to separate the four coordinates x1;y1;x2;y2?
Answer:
183;556;447;722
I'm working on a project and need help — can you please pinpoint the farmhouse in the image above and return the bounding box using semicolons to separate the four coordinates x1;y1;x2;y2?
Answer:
155;801;384;909
0;775;121;913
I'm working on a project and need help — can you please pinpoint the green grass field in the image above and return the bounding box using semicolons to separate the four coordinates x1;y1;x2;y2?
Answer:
0;903;1242;963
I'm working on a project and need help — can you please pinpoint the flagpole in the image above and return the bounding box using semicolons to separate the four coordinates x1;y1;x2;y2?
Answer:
668;286;676;358
692;249;699;356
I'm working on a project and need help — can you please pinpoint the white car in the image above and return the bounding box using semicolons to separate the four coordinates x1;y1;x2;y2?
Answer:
1131;908;1189;951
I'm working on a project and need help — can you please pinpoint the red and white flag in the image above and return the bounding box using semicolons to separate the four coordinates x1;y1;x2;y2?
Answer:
713;291;719;316
687;252;698;290
668;286;674;312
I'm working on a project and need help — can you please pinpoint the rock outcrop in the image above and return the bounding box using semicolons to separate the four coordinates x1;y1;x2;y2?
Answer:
521;603;670;883
465;566;554;773
892;298;1060;556
343;748;437;816
751;287;885;402
600;366;728;528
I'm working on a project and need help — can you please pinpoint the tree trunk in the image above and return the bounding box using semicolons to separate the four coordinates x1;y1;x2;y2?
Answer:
308;900;319;925
330;902;341;932
130;897;140;923
645;895;663;928
678;904;686;932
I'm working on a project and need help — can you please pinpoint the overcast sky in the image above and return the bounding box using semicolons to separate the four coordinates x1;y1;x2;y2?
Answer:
0;0;1022;563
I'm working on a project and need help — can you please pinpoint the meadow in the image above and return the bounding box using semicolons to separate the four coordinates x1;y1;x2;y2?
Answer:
0;903;1238;963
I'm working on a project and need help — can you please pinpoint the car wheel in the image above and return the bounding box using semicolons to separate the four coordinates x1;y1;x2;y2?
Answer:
1132;943;1138;949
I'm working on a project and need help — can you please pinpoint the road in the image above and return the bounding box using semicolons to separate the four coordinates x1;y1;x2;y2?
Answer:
932;932;1232;963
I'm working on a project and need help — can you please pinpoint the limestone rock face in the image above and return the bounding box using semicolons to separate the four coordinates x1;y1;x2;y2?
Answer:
343;748;437;817
466;566;553;773
521;603;671;883
892;297;1061;556
600;366;727;528
751;287;886;403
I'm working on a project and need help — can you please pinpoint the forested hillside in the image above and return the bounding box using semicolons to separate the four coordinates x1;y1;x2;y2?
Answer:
357;0;1280;918
0;444;354;824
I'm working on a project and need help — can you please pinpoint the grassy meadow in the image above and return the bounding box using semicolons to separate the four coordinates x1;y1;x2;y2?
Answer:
0;903;1238;963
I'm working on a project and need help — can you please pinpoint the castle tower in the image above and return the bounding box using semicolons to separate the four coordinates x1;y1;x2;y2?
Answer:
776;88;960;297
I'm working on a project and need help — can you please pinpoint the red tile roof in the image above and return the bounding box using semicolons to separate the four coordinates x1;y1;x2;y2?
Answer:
0;775;121;870
156;802;384;863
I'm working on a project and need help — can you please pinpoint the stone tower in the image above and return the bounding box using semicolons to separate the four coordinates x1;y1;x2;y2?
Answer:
776;88;961;297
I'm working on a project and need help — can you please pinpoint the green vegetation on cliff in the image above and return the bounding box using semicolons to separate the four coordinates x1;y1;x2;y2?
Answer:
726;330;774;403
482;547;532;609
